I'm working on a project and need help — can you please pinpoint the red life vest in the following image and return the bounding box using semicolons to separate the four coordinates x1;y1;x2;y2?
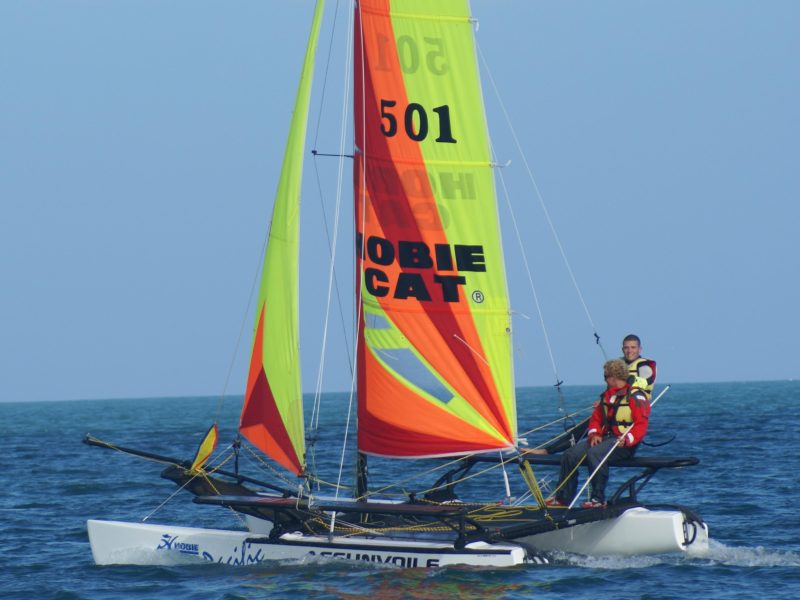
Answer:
595;384;650;443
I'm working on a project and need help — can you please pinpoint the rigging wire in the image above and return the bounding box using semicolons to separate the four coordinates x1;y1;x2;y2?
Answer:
473;28;569;420
211;208;272;423
310;0;354;377
475;39;608;363
308;0;354;379
311;0;341;150
357;407;591;501
141;445;242;524
309;0;357;481
492;149;566;406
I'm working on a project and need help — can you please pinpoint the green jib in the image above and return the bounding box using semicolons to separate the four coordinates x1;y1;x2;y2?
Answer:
240;0;325;475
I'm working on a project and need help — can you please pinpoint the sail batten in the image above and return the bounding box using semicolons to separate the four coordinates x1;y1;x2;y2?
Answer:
239;0;326;476
355;0;517;458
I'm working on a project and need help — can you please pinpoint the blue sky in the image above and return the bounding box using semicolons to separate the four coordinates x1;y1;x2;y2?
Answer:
2;1;798;403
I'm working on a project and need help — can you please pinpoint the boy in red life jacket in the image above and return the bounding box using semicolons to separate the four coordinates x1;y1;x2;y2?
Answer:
526;335;655;457
546;359;651;508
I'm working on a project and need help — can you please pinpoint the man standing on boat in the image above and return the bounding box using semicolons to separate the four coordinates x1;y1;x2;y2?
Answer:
622;334;656;398
545;359;651;508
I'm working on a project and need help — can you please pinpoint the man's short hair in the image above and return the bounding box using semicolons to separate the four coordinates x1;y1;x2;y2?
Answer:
603;359;628;381
623;334;641;345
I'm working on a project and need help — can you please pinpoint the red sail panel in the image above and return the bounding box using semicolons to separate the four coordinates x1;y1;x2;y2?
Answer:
240;306;303;474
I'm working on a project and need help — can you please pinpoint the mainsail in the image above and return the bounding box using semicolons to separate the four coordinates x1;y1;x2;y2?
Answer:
355;0;517;457
239;0;326;475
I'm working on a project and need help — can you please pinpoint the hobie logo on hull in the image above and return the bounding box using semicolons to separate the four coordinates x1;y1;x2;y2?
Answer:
308;549;439;568
156;534;199;556
357;234;486;303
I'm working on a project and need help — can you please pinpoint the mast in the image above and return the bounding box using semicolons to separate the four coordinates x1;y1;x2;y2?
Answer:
355;452;369;501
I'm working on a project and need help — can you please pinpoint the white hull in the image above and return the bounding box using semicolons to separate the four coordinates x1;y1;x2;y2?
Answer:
87;520;532;568
88;506;708;568
520;507;709;556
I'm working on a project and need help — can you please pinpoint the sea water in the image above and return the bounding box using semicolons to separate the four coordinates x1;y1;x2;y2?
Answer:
2;381;799;599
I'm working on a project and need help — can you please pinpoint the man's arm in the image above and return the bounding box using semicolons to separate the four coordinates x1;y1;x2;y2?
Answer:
637;360;657;387
587;402;605;445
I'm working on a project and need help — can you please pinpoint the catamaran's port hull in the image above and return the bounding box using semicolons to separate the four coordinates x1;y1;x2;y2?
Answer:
86;520;533;568
517;507;709;556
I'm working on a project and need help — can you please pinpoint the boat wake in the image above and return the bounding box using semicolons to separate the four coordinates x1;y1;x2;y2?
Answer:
551;552;664;570
101;548;208;567
698;539;800;567
552;539;800;569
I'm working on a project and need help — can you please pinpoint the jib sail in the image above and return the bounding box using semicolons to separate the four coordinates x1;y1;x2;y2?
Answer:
239;0;326;475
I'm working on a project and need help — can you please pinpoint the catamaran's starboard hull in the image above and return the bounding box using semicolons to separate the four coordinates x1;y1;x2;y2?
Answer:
86;520;537;568
517;507;709;556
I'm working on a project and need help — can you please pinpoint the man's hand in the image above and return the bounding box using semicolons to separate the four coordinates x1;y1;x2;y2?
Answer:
589;434;603;447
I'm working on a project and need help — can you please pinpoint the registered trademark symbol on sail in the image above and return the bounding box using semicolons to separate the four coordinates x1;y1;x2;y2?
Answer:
471;290;485;304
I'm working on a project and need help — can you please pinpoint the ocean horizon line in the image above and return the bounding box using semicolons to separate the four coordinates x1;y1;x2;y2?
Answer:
3;378;796;405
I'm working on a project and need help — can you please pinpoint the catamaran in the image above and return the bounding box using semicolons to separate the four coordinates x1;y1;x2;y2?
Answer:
86;0;708;568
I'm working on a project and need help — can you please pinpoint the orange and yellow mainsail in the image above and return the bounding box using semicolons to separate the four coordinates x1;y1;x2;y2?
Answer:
239;0;325;475
355;0;517;457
